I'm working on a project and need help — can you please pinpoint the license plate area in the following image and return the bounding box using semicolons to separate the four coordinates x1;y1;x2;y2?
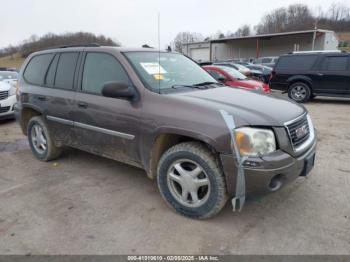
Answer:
300;153;315;177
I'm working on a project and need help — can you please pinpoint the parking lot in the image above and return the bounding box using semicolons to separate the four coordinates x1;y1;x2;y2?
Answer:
0;93;350;255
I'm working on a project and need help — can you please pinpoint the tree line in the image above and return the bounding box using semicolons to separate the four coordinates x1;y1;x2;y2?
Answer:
0;32;119;59
173;2;350;52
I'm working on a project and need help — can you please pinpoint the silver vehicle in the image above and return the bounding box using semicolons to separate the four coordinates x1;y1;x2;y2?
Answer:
254;57;279;67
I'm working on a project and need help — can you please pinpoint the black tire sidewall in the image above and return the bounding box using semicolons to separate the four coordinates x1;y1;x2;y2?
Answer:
157;150;221;218
27;118;49;160
288;82;311;103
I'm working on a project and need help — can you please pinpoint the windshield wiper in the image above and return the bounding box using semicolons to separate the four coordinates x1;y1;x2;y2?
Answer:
171;82;223;90
171;84;208;89
194;81;224;86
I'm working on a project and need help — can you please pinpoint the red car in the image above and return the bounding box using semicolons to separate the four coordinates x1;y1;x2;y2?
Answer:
203;65;271;93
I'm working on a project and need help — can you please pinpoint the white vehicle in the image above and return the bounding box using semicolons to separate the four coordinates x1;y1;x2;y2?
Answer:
0;80;17;120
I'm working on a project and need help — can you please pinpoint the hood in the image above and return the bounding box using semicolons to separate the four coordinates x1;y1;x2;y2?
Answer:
0;81;11;92
174;87;305;126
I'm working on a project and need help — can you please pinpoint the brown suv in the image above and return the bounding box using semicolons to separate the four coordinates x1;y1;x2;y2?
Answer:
15;45;317;218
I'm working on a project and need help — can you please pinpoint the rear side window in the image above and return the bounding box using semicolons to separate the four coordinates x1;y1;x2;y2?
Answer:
24;54;54;85
277;55;318;70
44;54;59;87
320;56;348;71
82;53;129;94
55;52;79;89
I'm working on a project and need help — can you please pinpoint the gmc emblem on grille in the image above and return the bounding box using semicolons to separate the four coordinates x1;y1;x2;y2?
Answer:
295;125;308;139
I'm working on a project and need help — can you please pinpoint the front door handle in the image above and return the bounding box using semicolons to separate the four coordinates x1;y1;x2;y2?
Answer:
78;102;88;109
317;72;324;76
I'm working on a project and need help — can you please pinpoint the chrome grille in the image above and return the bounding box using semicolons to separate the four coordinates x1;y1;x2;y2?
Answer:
0;91;9;100
286;114;310;149
0;106;10;113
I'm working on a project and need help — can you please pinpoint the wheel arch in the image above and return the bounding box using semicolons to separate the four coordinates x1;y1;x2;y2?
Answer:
146;132;219;180
287;76;313;92
20;105;43;135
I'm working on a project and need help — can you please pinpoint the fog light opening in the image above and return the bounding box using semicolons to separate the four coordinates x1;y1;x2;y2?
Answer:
268;175;283;191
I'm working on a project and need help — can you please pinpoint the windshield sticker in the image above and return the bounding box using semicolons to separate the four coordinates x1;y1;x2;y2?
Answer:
140;62;167;75
153;74;164;80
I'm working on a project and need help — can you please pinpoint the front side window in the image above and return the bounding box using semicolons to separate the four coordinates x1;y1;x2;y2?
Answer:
55;52;79;89
82;53;129;94
277;55;318;70
24;54;54;85
124;52;216;92
321;56;348;71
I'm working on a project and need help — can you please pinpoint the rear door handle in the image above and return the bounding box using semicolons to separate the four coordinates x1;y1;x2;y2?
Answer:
78;101;88;109
317;73;324;76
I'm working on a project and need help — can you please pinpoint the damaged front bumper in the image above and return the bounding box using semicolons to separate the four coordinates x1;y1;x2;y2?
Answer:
220;133;317;198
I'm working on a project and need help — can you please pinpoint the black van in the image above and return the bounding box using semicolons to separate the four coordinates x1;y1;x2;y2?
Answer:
270;51;350;102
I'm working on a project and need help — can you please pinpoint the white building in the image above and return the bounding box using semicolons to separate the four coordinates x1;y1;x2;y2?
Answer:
182;29;339;62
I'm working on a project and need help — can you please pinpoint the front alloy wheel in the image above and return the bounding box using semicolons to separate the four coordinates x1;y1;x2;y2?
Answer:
157;142;227;219
167;159;210;208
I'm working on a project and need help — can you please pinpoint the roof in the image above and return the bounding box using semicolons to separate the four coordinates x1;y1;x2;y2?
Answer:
183;29;335;45
31;46;175;56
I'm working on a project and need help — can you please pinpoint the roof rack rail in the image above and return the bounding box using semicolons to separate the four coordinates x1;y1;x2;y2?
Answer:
58;43;100;48
290;50;344;54
43;43;101;51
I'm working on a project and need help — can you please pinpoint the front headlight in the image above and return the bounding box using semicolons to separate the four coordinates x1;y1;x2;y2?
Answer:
9;85;16;96
235;127;276;157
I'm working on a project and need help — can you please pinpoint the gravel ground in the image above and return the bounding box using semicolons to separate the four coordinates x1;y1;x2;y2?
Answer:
0;94;349;255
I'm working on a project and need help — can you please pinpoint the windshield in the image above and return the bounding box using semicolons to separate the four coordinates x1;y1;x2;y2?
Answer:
124;52;216;92
217;66;247;80
0;71;18;81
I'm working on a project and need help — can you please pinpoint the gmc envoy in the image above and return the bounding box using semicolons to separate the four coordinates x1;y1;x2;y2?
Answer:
15;45;317;218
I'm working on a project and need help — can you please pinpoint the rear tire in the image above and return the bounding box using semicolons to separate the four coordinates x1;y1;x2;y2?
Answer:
288;82;311;103
27;116;62;161
157;142;228;219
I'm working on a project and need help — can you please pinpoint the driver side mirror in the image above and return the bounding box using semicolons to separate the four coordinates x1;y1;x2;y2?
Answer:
101;81;137;100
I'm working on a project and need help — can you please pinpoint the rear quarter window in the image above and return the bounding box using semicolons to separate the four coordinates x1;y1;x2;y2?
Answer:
276;55;318;71
24;54;55;85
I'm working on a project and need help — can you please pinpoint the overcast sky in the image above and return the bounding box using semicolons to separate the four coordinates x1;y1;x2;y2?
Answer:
0;0;340;49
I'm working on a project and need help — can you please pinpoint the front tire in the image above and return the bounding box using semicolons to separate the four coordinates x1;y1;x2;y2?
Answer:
157;142;227;219
288;82;311;103
27;116;62;161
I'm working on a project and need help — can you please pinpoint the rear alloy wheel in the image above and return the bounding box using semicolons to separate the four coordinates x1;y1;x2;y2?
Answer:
157;142;227;219
27;116;62;161
288;82;311;103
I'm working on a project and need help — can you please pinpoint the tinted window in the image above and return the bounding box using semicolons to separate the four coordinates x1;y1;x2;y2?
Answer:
45;54;59;87
276;55;318;70
82;53;129;94
55;52;79;89
24;54;54;85
321;56;348;71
